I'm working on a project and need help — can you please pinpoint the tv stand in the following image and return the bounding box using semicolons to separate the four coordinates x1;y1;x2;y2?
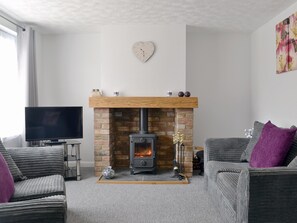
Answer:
45;141;66;146
64;141;81;181
44;140;81;181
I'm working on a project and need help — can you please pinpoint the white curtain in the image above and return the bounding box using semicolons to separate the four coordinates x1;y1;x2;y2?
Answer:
17;26;38;146
17;26;38;107
0;23;37;147
0;29;23;140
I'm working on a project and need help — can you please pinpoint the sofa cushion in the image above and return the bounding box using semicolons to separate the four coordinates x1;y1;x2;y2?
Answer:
205;161;249;182
0;140;26;182
0;152;14;203
7;147;64;179
250;121;297;168
11;175;65;202
283;131;297;166
240;121;264;162
217;172;240;211
288;156;297;167
0;195;67;223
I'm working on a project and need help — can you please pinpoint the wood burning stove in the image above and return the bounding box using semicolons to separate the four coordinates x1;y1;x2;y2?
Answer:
129;108;157;175
129;133;156;174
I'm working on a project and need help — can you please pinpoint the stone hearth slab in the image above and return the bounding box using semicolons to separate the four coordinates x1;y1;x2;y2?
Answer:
97;169;189;184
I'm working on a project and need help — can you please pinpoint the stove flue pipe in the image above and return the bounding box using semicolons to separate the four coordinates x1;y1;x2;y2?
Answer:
139;108;148;134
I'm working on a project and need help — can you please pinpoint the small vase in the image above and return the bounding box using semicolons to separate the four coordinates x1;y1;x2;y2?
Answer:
102;166;115;179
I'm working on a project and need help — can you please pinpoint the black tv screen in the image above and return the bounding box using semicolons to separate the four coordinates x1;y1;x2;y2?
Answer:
25;106;83;142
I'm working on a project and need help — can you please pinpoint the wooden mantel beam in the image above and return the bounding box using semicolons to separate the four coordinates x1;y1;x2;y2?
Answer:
89;96;198;108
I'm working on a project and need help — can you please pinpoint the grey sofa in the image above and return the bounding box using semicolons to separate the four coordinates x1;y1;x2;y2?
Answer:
204;138;297;223
0;146;67;223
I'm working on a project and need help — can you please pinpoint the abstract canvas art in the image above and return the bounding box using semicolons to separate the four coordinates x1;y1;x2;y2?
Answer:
289;12;297;71
276;12;297;74
276;18;289;73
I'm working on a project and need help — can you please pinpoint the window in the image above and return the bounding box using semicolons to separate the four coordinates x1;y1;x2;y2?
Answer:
0;28;24;137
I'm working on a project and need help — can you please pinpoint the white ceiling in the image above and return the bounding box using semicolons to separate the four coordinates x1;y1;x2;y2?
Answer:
0;0;296;34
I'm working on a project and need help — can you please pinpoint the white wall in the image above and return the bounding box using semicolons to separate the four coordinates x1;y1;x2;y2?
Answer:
187;28;251;146
36;33;101;166
100;25;186;96
251;2;297;127
36;25;252;164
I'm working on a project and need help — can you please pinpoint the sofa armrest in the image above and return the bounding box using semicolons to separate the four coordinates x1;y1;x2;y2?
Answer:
204;138;249;163
7;146;64;179
237;167;297;223
0;195;66;223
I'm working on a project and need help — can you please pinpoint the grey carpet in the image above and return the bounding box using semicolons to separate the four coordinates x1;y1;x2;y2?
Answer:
66;168;220;223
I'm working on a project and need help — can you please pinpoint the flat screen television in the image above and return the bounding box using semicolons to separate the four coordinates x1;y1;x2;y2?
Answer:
25;106;83;142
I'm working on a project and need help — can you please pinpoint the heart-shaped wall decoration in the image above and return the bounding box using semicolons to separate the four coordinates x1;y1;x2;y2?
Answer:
132;41;155;63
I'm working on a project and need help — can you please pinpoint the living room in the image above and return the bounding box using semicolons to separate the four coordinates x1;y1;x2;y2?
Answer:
1;1;297;223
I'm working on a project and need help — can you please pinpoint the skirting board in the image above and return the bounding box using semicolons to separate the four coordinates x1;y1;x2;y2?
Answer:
80;161;94;167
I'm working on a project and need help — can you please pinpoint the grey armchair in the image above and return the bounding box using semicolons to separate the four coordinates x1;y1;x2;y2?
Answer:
0;146;67;223
204;138;297;223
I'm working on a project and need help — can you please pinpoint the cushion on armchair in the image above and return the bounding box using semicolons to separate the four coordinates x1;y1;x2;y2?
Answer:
283;129;297;166
287;131;297;167
288;157;297;167
0;140;26;182
0;152;14;203
11;175;65;202
250;121;297;168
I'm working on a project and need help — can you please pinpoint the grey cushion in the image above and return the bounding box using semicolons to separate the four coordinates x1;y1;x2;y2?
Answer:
7;147;64;179
0;140;26;182
217;172;240;211
283;131;297;166
288;156;297;167
11;175;65;202
240;121;264;162
0;195;67;223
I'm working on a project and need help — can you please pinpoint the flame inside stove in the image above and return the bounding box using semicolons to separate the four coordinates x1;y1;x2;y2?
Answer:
134;147;152;157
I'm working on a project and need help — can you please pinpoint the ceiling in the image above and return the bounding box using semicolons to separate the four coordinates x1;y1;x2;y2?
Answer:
0;0;296;34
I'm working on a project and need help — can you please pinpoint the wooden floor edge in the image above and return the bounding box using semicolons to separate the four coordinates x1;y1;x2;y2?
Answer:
96;175;189;184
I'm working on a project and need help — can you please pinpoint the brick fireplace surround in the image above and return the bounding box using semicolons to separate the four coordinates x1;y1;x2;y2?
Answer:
89;97;198;177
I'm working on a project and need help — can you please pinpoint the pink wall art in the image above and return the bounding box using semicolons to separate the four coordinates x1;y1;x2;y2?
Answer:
276;12;297;74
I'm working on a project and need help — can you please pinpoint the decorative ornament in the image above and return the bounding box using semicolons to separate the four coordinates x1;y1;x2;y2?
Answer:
184;91;191;97
244;128;254;138
173;132;184;144
102;166;115;179
132;41;155;63
178;91;184;97
91;89;103;97
166;91;173;97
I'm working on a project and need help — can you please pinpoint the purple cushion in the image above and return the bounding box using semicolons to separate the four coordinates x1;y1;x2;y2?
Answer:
250;121;297;168
0;152;14;203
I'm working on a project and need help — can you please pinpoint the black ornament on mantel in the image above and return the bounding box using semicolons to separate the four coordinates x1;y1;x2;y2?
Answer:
184;91;191;97
178;91;184;97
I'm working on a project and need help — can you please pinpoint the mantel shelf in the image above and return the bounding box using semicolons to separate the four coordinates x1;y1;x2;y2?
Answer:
89;96;198;108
